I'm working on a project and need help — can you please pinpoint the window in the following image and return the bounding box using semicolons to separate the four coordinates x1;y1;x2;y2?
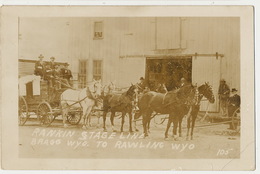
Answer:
93;60;102;80
94;21;103;39
78;60;88;88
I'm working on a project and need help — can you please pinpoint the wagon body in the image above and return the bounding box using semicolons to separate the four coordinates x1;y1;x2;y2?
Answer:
19;76;82;126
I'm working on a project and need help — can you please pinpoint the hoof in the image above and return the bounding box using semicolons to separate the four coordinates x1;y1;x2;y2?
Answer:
164;137;169;141
174;137;180;141
103;128;107;132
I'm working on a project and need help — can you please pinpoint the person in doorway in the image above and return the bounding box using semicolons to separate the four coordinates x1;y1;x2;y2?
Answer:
180;77;187;87
227;88;240;130
218;79;230;116
34;54;45;79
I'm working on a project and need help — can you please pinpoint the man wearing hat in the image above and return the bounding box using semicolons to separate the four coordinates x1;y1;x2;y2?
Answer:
218;79;230;116
34;54;45;78
49;56;56;70
137;77;148;92
227;88;240;129
60;63;73;87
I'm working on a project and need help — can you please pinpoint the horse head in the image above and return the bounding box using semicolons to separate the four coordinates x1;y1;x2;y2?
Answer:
89;79;102;98
126;84;138;99
198;82;215;103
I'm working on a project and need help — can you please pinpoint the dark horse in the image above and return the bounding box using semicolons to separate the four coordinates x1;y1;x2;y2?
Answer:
138;84;196;137
102;84;138;132
185;82;215;140
164;82;215;140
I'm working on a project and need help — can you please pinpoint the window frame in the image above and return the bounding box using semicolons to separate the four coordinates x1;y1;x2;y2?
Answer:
93;60;103;81
93;21;104;40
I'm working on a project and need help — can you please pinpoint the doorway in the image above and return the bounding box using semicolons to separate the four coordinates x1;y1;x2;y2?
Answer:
145;57;192;91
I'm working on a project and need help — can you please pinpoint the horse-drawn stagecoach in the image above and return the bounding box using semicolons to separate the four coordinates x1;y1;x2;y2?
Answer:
18;75;84;126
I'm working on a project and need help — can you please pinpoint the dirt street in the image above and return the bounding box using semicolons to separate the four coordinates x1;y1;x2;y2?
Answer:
19;114;240;159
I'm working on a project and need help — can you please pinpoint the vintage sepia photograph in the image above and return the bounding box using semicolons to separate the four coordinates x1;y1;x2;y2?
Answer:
1;6;255;170
18;17;241;159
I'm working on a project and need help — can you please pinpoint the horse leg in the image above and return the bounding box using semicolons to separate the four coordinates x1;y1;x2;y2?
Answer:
82;108;87;129
61;103;68;128
190;114;197;140
178;114;183;137
129;112;133;133
103;111;107;132
165;115;172;139
142;114;148;137
96;111;101;128
172;114;179;140
133;111;141;132
110;111;117;132
147;110;153;134
120;112;125;132
186;115;191;141
85;106;93;128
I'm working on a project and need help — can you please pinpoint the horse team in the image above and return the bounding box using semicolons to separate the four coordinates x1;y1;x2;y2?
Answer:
60;80;215;140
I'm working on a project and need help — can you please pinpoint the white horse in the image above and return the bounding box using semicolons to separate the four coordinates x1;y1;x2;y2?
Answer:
60;79;102;129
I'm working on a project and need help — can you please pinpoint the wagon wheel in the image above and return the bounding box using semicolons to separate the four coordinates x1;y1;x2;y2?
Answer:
154;114;168;125
37;102;55;127
231;107;240;133
19;96;29;126
67;110;82;125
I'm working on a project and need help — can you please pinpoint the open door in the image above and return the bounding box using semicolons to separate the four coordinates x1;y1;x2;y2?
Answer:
192;56;221;112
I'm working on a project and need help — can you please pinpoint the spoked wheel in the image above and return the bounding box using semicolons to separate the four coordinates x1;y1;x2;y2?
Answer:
154;114;168;125
19;96;28;126
67;110;82;125
231;107;241;133
37;102;54;127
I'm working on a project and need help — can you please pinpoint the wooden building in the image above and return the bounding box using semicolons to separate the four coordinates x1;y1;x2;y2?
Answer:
18;17;240;112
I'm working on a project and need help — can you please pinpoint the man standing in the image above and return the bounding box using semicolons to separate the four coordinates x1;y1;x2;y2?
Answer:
60;63;73;87
63;63;73;83
34;54;45;78
53;64;61;90
49;56;56;70
218;79;230;116
227;88;240;129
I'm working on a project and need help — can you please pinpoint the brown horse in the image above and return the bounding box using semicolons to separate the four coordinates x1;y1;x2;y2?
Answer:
102;84;138;132
164;82;215;139
138;84;196;137
185;82;215;140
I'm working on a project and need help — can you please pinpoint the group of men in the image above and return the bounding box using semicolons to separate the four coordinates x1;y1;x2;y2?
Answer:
218;79;240;129
34;54;73;90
